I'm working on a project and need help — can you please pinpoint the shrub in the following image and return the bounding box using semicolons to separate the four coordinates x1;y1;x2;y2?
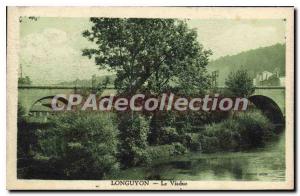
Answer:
235;110;275;149
146;145;176;161
201;120;240;152
225;69;255;97
17;103;29;158
118;112;151;167
200;110;275;152
151;126;181;145
17;103;26;124
186;133;202;151
199;135;220;153
146;143;187;161
17;103;46;165
172;142;188;155
34;112;119;179
148;111;177;145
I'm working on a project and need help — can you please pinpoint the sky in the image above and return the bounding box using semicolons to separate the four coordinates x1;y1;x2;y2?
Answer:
20;17;286;85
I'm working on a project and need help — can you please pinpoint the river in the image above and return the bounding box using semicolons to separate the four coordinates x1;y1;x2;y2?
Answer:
114;134;285;181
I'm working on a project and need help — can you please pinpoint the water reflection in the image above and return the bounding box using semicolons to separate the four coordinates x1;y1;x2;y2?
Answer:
115;134;285;181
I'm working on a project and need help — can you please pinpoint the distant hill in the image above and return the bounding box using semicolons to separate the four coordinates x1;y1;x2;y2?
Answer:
56;44;285;88
208;43;285;85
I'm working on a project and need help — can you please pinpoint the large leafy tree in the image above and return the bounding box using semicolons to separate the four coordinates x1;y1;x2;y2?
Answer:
82;18;212;94
225;69;255;97
82;18;213;161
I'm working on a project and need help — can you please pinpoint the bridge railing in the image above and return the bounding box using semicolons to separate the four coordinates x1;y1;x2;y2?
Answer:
18;85;115;90
18;85;285;90
215;86;285;90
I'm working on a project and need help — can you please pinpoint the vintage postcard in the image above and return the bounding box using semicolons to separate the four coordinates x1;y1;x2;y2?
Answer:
7;7;294;190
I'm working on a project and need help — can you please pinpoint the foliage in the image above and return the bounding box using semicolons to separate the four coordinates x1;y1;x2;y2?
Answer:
81;18;213;169
94;75;111;95
34;112;119;179
146;142;187;161
225;69;255;97
117;112;151;167
172;142;188;154
17;103;35;159
234;110;276;149
148;111;177;145
185;133;202;151
148;110;229;146
18;76;32;85
17;104;54;178
146;145;176;160
17;103;26;123
200;110;275;153
201;119;240;152
82;18;212;94
158;127;180;144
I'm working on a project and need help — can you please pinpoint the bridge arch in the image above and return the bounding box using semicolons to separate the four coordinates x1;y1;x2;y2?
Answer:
29;96;69;117
248;95;284;132
18;87;77;115
252;87;285;113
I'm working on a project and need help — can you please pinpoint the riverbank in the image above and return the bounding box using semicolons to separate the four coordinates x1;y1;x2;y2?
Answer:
112;134;285;181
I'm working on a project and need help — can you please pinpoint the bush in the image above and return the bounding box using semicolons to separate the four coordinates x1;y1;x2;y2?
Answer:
17;103;26;124
146;142;187;161
150;126;181;145
201;120;240;152
199;135;220;153
17;103;46;164
186;133;202;151
225;69;255;97
200;110;275;152
34;112;119;179
118;112;151;167
172;142;188;155
146;145;176;161
148;110;228;146
148;111;177;145
235;110;275;149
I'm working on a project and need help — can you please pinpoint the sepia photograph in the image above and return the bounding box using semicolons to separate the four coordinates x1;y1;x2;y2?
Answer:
6;6;294;190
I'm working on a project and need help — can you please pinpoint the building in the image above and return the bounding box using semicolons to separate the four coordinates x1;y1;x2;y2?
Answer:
279;76;285;86
253;70;283;86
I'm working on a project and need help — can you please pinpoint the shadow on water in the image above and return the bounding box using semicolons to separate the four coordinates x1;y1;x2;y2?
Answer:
115;133;286;181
